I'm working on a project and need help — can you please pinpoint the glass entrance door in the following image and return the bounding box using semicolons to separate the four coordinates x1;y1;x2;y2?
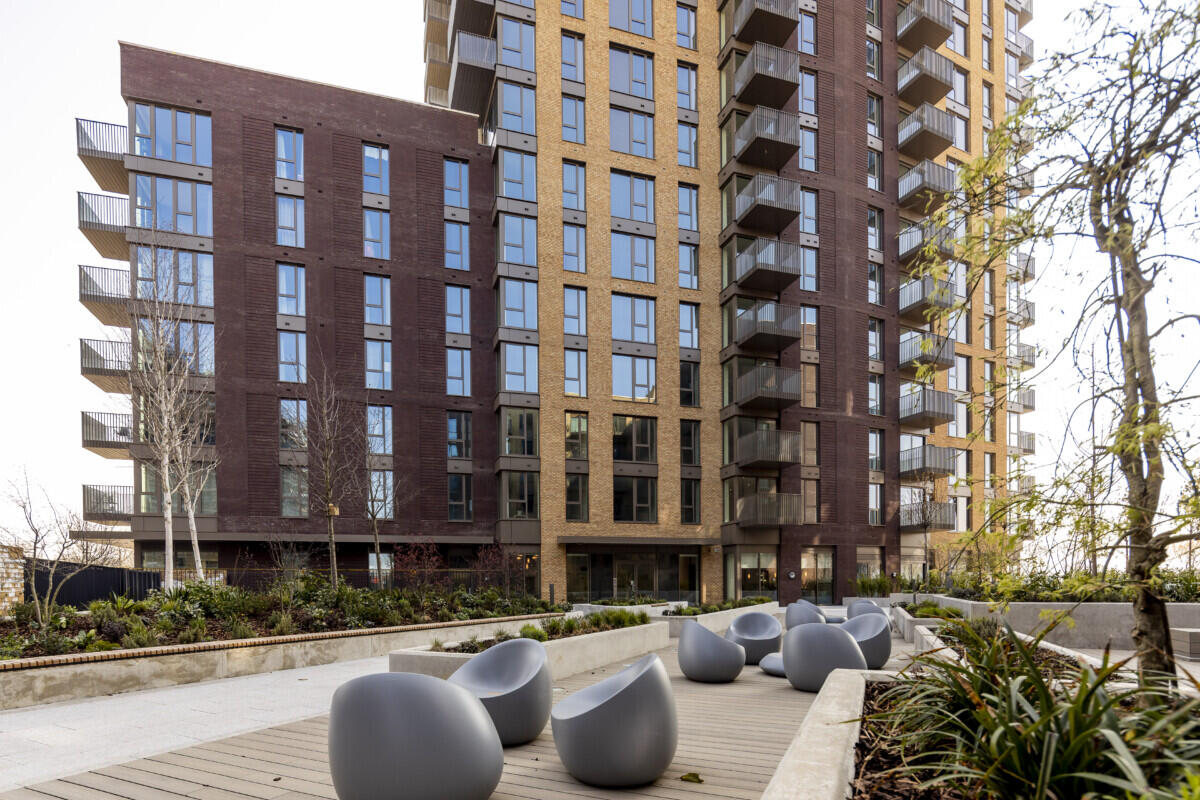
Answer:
614;554;655;599
797;547;834;604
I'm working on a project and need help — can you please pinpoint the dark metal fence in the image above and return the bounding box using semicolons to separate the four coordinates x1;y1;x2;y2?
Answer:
25;560;161;608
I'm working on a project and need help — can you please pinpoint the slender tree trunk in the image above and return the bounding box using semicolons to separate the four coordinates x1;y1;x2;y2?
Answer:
186;501;204;582
371;519;382;589
327;514;338;586
160;451;174;588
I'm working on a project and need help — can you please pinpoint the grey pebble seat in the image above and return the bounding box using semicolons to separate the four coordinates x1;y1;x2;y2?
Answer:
781;623;868;692
785;601;827;629
724;611;783;665
447;637;552;745
551;653;678;787
847;599;888;618
759;652;786;677
328;672;503;800
842;612;893;670
678;620;745;683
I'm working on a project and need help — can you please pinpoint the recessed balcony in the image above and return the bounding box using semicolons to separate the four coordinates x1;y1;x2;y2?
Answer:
734;174;808;232
899;331;955;375
1009;342;1036;371
734;365;811;411
897;47;954;105
1010;388;1036;412
76;118;128;194
81;338;131;394
898;444;956;480
82;411;133;459
1011;431;1036;456
898;221;956;263
899;386;955;427
79;265;130;327
899;501;956;531
78;192;129;261
733;238;810;292
449;30;496;116
897;0;954;50
898;160;956;213
898;103;954;160
735;493;809;527
1008;297;1036;328
898;276;955;322
82;485;132;524
734;302;812;352
1008;251;1036;282
733;107;805;170
733;0;799;47
733;43;800;108
424;0;450;51
735;429;812;470
1006;29;1035;68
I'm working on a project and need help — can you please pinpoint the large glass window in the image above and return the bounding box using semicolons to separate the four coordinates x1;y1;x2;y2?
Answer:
498;82;536;134
564;286;587;335
566;474;589;521
611;232;655;282
611;172;655;222
867;93;882;137
363;209;390;259
677;63;697;110
563;0;583;19
563;161;586;210
279;399;307;450
867;374;882;415
676;3;695;47
868;428;883;470
610;108;654;158
367;405;393;455
280;466;308;518
365;340;392;389
278;331;306;382
445;284;470;333
498;17;535;71
133;104;211;166
276;263;305;316
678;184;698;230
447;411;472;458
500;471;539;519
679;302;699;348
499;150;536;202
867;206;883;251
502;343;538;393
562;95;586;143
681;478;700;524
499;214;537;265
868;318;883;360
134;174;213;236
680;361;699;407
135;247;213;306
611;0;652;36
679;243;699;289
365;274;391;325
368;470;394;520
680;420;700;465
448;474;472;520
613;477;656;522
564;224;586;272
565;412;588;459
443;159;469;208
363;143;389;195
500;278;537;329
501;408;538;456
613;415;656;462
800;71;817;115
866;38;881;80
565;350;587;397
612;355;656;401
610;47;654;98
799;11;816;54
447;348;471;396
444;222;469;270
562;33;584;81
275;195;304;246
275;128;303;180
612;294;656;343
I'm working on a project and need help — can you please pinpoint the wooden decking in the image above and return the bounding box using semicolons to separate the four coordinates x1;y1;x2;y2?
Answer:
1;643;818;800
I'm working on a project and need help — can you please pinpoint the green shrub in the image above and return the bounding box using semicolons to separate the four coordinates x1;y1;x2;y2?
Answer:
519;623;547;642
542;618;564;638
88;600;120;626
30;630;72;655
120;616;157;649
428;638;444;652
176;617;208;644
84;639;120;652
268;611;296;636
227;618;255;639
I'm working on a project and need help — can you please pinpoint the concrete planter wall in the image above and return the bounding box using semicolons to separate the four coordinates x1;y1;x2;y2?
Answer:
388;621;669;679
892;605;953;643
0;613;561;711
662;602;780;638
568;601;686;616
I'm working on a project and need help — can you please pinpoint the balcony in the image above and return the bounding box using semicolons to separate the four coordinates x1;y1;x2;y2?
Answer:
1011;0;1034;28
1006;29;1035;68
898;445;956;479
899;221;956;263
1010;388;1036;412
899;386;955;427
899;501;956;531
1008;251;1036;282
897;47;954;105
898;276;955;322
733;107;805;170
1008;297;1036;327
1010;74;1033;101
735;493;808;527
735;430;811;470
899;160;956;213
897;0;954;50
898;103;954;160
734;302;811;351
78;192;129;261
425;40;450;93
734;365;810;411
76;119;128;194
734;174;807;232
425;85;449;107
448;0;494;38
82;412;133;459
81;339;131;394
82;485;132;524
1009;342;1036;371
733;0;799;47
449;30;496;116
899;331;955;374
733;43;800;108
733;238;810;292
1011;474;1036;496
1011;167;1035;197
79;265;130;327
424;0;449;50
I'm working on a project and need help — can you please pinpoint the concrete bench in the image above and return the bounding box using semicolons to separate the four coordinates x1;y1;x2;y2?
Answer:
1172;628;1200;662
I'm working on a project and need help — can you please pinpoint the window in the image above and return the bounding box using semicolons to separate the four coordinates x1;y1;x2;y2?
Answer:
448;474;472;520
501;408;538;456
498;278;536;330
795;305;818;350
368;470;394;520
952;68;969;106
565;349;588;396
498;150;536;202
799;189;818;234
982;83;994;122
611;232;655;282
610;47;654;98
133;104;211;166
868;375;882;415
867;93;882;137
610;108;654;158
868;428;883;470
134;247;214;306
949;20;967;56
797;246;818;291
867;207;883;251
564;224;587;272
612;354;656;401
680;420;700;466
984;314;994;349
363;209;390;259
278;331;306;382
279;399;307;450
564;287;586;335
677;122;698;167
502;343;539;393
865;0;880;26
866;38;881;80
799;11;817;54
612;294;656;342
678;184;698;230
681;478;700;524
366;340;392;390
677;63;697;110
867;148;882;191
800;479;820;523
611;171;655;222
680;360;699;407
949;354;970;392
562;33;584;81
562;95;586;143
447;348;471;396
679;243;698;289
364;275;391;325
447;411;472;458
952;114;969;150
676;3;695;48
868;318;883;360
445;284;470;333
367;405;393;455
499;214;537;265
566;412;589;459
277;263;305;316
275;128;303;180
612;0;652;36
679;303;699;349
498;82;536;134
280;466;308;518
1006;52;1020;87
798;129;817;172
949;401;971;438
800;71;817;115
614;477;657;522
566;474;589;521
498;17;535;71
563;161;586;210
983;37;993;72
562;0;583;18
614;416;657;462
442;159;469;209
501;471;539;519
868;484;882;525
137;318;214;376
984;451;997;488
363;143;389;195
134;175;214;236
868;263;883;304
276;195;304;246
444;222;469;270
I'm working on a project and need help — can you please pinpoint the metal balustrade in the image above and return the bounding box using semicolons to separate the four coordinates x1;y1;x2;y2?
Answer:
899;331;955;372
899;501;956;530
1008;297;1036;327
1008;251;1036;282
897;0;954;49
898;386;955;426
898;445;956;478
733;106;805;169
897;46;954;104
1011;388;1036;411
734;365;811;410
735;493;809;527
449;30;496;115
734;174;808;232
79;265;131;326
735;429;811;469
733;0;800;47
1006;29;1034;66
734;302;811;351
898;276;955;321
1009;342;1036;370
899;160;956;212
83;485;133;523
898;221;956;262
734;238;811;292
82;412;133;458
733;43;800;107
897;102;954;159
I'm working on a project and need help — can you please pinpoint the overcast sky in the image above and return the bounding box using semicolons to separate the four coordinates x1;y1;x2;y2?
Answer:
0;1;1193;542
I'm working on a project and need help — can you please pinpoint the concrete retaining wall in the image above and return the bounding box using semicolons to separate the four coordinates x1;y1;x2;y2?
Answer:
892;605;952;643
662;602;780;638
569;601;686;616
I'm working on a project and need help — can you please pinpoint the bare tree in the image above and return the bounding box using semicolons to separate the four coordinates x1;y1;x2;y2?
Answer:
307;358;363;586
171;392;218;582
363;457;418;590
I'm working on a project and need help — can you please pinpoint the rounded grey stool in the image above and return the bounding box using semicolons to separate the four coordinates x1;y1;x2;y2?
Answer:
847;599;888;618
329;672;503;800
551;653;678;786
759;652;786;677
785;602;826;629
678;621;745;682
724;611;783;665
781;623;868;692
448;638;551;745
842;613;892;669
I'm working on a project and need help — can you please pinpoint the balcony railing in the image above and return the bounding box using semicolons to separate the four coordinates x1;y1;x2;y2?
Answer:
898;221;956;262
76;118;129;194
734;174;807;232
1010;0;1034;27
733;106;805;170
79;265;131;327
733;0;800;47
734;302;810;351
899;160;956;212
82;485;133;524
1006;29;1034;66
424;0;449;25
425;85;449;106
735;493;809;527
734;365;811;410
899;386;955;427
733;43;800;107
897;0;954;50
1008;297;1036;327
82;411;133;459
899;501;956;531
1011;388;1036;412
1011;167;1035;197
735;429;811;469
1011;431;1036;455
81;338;131;394
1011;473;1036;495
898;103;954;160
733;238;810;292
897;46;954;105
449;30;496;115
898;276;955;322
1009;342;1036;370
899;445;956;479
899;331;955;373
1008;251;1036;282
78;191;129;261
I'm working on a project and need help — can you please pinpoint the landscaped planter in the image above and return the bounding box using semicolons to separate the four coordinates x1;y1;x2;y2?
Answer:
893;605;953;643
569;600;687;616
388;621;669;679
662;602;780;638
0;612;562;711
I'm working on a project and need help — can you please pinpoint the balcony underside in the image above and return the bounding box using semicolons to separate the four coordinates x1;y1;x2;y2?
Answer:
899;186;949;214
735;262;800;293
82;370;128;394
898;127;953;161
736;203;798;233
734;324;801;352
735;3;798;47
83;441;131;460
899;408;954;427
898;13;952;51
449;60;493;117
449;0;492;37
898;72;951;106
80;295;131;327
735;390;802;412
899;352;954;375
735;133;799;170
735;73;798;108
80;225;129;261
78;151;127;195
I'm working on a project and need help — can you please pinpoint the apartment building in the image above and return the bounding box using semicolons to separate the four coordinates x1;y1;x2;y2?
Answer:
76;0;1034;603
